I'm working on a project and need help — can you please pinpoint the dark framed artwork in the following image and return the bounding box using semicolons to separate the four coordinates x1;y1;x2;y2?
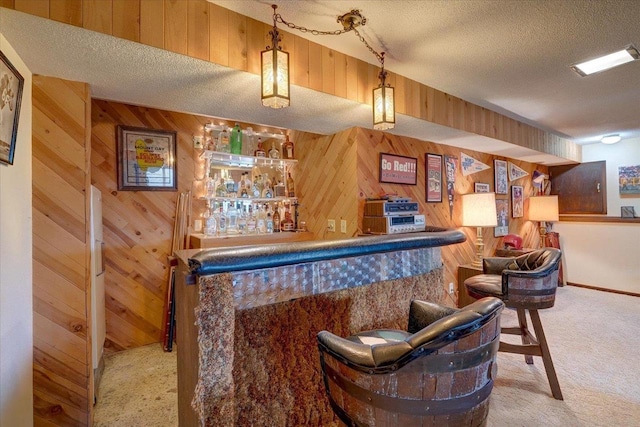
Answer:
494;159;508;195
0;50;25;166
494;198;509;237
116;125;178;191
511;185;524;218
379;152;417;185
426;153;443;202
475;182;490;193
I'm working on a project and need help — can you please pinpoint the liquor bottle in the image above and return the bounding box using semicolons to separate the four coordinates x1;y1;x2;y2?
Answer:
272;203;281;232
254;137;266;157
266;208;274;234
217;127;230;152
230;123;243;155
281;205;295;231
205;174;216;198
237;203;247;234
215;175;227;197
268;141;281;159
262;174;273;198
225;172;236;196
282;134;294;159
217;206;227;234
226;202;238;233
286;173;295;197
256;204;267;234
244;127;254;156
246;205;257;234
204;204;217;236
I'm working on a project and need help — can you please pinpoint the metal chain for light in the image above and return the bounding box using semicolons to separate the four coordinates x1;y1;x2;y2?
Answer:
273;8;385;66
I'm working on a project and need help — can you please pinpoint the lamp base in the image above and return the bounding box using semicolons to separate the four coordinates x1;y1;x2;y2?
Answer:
472;226;484;269
538;222;548;248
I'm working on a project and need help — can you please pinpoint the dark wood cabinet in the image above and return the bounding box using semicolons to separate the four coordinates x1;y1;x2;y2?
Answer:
550;161;607;214
457;264;483;308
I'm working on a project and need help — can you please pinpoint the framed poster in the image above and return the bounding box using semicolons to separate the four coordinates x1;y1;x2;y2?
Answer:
494;198;509;237
116;125;178;191
494;159;508;195
619;165;640;194
475;182;490;193
0;50;25;165
426;153;443;202
511;185;524;218
379;153;417;185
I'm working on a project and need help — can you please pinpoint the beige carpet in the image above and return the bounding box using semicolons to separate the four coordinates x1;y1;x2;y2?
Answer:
93;286;640;426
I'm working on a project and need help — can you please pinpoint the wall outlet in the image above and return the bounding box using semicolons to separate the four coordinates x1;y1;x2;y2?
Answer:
327;219;336;232
448;282;455;294
340;219;347;233
193;136;203;149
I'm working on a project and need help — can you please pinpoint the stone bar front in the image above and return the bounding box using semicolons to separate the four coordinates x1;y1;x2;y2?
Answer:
174;229;466;426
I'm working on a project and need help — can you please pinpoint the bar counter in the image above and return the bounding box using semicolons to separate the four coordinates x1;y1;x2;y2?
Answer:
174;228;466;426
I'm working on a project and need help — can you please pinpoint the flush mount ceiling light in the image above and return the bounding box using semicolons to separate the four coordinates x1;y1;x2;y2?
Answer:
601;134;622;144
260;5;395;131
571;45;639;76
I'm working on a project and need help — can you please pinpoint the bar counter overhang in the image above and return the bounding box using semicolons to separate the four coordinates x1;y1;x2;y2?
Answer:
174;228;466;426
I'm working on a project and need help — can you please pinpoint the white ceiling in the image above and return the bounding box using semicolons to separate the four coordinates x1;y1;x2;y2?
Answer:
2;1;639;165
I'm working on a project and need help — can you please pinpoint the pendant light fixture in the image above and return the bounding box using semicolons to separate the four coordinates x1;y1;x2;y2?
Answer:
261;4;290;109
261;5;395;130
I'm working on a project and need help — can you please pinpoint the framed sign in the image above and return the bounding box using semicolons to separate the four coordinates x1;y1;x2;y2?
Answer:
379;153;417;185
494;198;509;237
511;185;524;218
0;50;25;165
475;182;490;193
494;159;508;195
116;125;178;191
426;153;443;202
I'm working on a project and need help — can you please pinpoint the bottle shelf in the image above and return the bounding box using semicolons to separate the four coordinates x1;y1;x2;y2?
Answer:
202;150;297;169
199;196;297;203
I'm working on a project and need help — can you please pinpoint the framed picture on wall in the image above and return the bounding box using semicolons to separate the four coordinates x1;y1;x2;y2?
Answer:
475;182;490;193
495;198;509;237
116;125;178;191
0;50;25;166
511;185;524;218
379;153;418;185
426;153;443;202
494;159;508;195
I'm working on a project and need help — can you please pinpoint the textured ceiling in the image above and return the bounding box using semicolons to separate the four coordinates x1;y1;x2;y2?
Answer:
1;1;639;166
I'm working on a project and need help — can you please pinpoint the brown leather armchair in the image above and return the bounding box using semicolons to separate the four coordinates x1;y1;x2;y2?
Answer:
317;297;504;426
464;248;563;400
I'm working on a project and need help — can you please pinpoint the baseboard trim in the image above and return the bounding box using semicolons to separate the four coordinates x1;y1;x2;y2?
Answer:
566;282;640;298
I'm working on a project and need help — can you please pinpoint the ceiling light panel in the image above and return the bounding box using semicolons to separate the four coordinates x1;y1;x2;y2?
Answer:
571;45;639;76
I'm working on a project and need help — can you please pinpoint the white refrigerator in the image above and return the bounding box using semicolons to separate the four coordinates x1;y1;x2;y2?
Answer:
90;186;106;396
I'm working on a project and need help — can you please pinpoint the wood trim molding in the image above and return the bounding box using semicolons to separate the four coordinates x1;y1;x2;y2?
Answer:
567;282;640;298
559;215;640;224
9;0;580;163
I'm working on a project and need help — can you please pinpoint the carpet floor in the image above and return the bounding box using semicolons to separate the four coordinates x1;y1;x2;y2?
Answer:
93;285;640;426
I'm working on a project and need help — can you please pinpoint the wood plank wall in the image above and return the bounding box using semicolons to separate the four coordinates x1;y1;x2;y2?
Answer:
32;76;93;426
7;0;580;162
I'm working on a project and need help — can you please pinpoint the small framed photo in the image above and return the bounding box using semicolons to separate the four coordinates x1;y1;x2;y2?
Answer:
116;125;178;191
0;50;25;165
511;185;524;218
475;182;490;193
621;206;636;218
495;198;509;237
426;153;443;202
494;159;508;195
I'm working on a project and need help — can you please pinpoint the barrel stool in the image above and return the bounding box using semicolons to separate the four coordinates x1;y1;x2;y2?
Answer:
317;297;504;426
464;248;563;400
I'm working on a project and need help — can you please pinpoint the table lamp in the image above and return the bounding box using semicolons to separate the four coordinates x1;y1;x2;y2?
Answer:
528;195;559;248
461;193;497;268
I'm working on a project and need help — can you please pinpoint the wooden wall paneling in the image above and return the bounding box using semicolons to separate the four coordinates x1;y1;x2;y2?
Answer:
82;0;112;35
164;0;188;55
187;0;209;61
321;46;335;95
333;51;346;98
245;16;266;75
140;0;164;49
50;0;82;26
208;2;229;66
0;0;15;10
33;76;92;426
226;9;247;71
356;59;369;104
292;35;309;88
308;40;323;92
393;73;406;116
14;0;49;18
345;54;358;102
112;0;139;42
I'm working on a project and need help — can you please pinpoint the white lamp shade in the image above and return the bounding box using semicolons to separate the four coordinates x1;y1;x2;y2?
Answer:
461;193;498;227
528;195;559;222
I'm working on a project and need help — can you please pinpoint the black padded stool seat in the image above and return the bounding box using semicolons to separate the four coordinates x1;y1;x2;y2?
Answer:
317;297;505;426
463;248;563;400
